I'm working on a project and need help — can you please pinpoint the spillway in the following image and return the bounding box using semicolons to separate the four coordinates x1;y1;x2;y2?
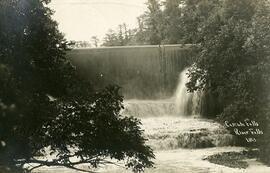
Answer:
67;44;193;99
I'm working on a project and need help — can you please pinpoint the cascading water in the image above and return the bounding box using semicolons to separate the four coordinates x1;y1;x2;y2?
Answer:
123;68;202;117
122;68;234;151
174;68;202;116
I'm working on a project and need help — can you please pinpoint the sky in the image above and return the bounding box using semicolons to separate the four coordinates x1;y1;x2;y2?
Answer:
49;0;147;41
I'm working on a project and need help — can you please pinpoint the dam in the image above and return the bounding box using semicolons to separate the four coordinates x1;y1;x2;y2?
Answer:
67;44;193;99
67;44;219;116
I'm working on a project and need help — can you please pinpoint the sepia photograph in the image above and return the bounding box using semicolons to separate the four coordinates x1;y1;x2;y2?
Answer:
0;0;270;173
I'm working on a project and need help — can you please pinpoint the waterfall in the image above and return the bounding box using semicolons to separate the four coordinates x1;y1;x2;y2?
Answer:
121;68;233;150
174;68;202;116
123;69;202;117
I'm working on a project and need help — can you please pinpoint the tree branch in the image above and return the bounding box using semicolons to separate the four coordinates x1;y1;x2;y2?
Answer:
15;157;125;173
61;165;97;173
98;159;125;169
28;164;44;172
15;158;97;173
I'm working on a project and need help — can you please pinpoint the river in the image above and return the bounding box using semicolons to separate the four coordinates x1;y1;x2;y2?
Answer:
35;70;270;173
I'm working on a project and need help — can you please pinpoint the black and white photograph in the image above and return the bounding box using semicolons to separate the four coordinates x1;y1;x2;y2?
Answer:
0;0;270;173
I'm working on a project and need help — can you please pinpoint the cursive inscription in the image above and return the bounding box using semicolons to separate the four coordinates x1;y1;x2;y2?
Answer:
224;119;263;143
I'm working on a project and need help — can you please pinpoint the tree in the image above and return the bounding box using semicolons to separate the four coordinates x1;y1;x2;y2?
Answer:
185;0;270;163
102;29;119;46
102;24;134;46
122;23;133;45
144;0;164;45
91;36;99;47
132;0;164;45
162;0;183;44
117;24;125;45
179;0;221;44
0;0;154;172
133;15;149;45
131;0;219;44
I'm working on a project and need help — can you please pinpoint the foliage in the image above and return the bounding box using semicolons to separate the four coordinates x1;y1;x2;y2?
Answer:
102;23;134;46
184;0;270;164
179;0;221;44
102;0;220;45
0;0;154;172
70;40;92;48
162;0;183;44
91;36;100;47
102;0;164;46
142;0;164;45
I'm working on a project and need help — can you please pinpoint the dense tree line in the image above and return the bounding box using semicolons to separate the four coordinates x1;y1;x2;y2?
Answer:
184;0;270;164
102;0;195;46
0;0;154;172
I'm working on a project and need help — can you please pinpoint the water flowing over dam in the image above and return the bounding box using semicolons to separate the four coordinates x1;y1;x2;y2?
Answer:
67;45;193;99
123;69;202;117
174;68;202;116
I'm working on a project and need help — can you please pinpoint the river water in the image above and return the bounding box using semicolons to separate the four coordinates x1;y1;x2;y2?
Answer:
35;70;270;173
36;100;270;173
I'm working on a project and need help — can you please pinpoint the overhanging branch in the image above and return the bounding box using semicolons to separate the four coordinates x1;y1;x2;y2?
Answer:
15;157;125;173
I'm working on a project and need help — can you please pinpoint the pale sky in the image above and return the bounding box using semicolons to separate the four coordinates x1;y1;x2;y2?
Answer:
49;0;147;41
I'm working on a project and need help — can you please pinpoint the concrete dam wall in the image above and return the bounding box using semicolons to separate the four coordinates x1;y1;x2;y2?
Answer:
67;44;193;99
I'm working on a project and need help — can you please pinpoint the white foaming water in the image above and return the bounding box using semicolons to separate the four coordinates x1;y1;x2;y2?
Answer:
121;69;234;152
122;99;176;117
142;117;234;150
174;68;202;116
123;68;202;117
